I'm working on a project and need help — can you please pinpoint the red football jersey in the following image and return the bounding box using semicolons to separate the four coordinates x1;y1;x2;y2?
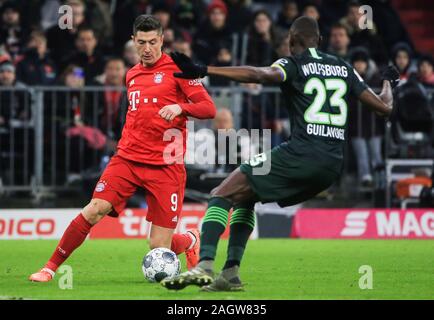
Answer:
117;53;216;165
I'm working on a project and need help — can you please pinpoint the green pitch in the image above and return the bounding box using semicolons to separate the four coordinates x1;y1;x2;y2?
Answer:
1;239;434;300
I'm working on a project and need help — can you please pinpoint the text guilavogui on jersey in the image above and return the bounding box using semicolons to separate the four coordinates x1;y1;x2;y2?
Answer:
302;61;350;141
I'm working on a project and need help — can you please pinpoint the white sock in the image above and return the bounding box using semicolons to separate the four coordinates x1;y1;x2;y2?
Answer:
42;267;55;278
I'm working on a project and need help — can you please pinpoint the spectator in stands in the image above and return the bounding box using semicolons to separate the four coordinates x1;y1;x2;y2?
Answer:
213;107;252;173
16;30;56;85
61;26;105;84
193;0;232;65
274;33;290;58
20;0;62;31
239;82;288;147
153;4;173;30
273;33;291;143
0;45;11;62
91;57;127;144
0;57;30;185
0;59;27;125
302;2;328;42
209;46;232;86
326;23;350;61
366;0;412;52
85;0;113;50
186;107;253;174
172;38;193;58
392;42;415;82
417;55;434;88
52;64;88;175
276;0;299;32
348;48;383;187
65;58;125;176
46;0;87;68
57;64;107;174
0;1;27;61
57;64;85;126
152;4;184;51
61;64;85;89
123;39;140;69
350;47;382;87
339;0;388;66
0;59;25;87
225;0;253;34
318;0;348;32
302;3;320;21
172;0;206;32
0;57;8;183
246;9;280;67
163;27;176;53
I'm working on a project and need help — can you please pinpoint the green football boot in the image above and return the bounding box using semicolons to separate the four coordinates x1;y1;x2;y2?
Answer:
161;267;214;290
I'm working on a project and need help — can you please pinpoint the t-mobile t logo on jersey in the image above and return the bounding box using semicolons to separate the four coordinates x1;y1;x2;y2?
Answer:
129;90;140;111
340;211;370;236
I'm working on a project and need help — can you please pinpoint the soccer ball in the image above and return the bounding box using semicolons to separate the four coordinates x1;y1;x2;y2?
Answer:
142;247;181;282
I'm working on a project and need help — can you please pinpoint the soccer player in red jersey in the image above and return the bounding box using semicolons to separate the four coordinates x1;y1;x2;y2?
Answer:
29;15;216;282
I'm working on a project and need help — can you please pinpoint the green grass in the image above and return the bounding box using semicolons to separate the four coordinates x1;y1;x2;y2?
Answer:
1;239;434;300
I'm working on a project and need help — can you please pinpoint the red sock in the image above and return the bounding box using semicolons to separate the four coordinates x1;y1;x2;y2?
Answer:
45;213;92;272
171;233;193;255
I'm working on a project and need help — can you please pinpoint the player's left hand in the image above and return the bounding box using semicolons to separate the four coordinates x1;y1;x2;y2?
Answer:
171;52;208;79
381;65;400;89
159;104;182;121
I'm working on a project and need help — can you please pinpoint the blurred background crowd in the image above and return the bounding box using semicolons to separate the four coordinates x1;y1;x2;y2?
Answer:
1;0;434;208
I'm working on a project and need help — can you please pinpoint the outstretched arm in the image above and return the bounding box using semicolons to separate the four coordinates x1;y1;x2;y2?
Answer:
170;52;284;84
206;65;284;84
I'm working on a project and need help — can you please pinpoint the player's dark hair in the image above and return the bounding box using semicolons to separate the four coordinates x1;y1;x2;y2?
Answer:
289;16;320;48
133;14;163;36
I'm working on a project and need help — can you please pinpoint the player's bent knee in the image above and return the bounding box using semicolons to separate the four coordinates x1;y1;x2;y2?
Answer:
210;188;235;204
82;199;112;225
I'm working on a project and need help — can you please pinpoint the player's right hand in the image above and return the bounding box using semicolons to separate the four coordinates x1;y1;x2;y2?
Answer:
171;52;208;79
159;104;182;121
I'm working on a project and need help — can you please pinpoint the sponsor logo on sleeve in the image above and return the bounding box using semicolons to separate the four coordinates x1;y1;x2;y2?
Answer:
188;79;203;86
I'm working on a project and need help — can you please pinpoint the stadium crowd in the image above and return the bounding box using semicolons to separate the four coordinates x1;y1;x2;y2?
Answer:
1;0;434;190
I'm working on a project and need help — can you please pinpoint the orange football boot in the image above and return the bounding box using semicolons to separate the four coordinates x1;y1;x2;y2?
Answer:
185;229;200;270
29;268;55;282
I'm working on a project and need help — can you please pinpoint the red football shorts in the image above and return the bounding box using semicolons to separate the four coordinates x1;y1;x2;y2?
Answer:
92;154;186;229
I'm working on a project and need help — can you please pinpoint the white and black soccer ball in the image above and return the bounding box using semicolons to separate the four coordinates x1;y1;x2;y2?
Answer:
142;247;181;282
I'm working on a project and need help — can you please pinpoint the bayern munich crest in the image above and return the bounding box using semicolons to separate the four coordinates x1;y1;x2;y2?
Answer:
153;72;165;84
95;180;107;192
